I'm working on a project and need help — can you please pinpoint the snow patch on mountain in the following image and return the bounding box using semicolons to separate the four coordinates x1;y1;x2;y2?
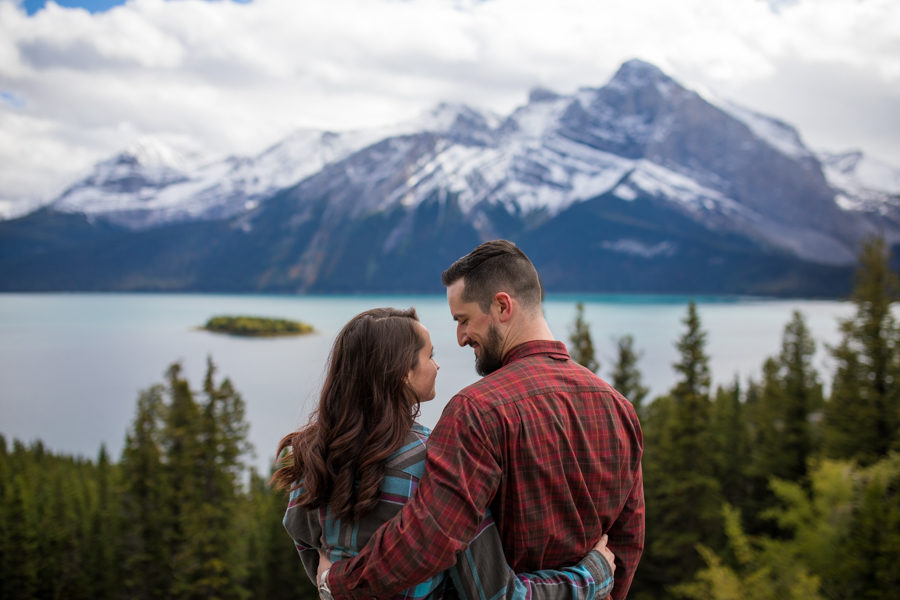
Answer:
603;239;676;258
627;160;732;212
820;150;900;214
713;99;812;161
52;128;388;228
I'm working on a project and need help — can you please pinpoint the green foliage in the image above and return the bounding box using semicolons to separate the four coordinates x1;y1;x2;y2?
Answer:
762;455;900;599
637;301;724;597
741;311;824;533
710;379;749;507
610;334;649;414
673;504;824;600
242;471;318;600
203;315;314;337
0;358;318;600
0;441;114;600
824;236;900;464
569;302;600;372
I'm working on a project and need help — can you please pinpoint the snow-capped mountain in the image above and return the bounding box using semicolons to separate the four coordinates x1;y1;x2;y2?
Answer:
2;59;898;295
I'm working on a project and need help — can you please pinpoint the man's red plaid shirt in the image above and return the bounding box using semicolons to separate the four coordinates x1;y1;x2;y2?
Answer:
329;340;645;600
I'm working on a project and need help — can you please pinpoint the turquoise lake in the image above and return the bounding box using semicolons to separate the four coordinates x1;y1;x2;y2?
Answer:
0;293;854;473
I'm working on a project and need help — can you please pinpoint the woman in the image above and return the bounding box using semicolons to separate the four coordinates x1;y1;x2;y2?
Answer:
272;307;614;599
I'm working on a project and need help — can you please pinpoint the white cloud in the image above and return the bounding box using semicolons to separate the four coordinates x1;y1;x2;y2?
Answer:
1;0;898;207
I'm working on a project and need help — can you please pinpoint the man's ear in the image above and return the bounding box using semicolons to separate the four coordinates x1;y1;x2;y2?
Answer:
493;292;514;323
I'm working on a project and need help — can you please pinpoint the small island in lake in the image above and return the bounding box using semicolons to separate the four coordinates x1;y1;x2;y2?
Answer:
201;315;314;337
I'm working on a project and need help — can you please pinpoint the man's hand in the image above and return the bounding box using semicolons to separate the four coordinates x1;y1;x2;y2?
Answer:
594;534;616;576
317;549;334;586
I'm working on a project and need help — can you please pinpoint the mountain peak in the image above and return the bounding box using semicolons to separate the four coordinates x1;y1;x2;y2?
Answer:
610;59;674;87
528;87;562;103
117;137;190;170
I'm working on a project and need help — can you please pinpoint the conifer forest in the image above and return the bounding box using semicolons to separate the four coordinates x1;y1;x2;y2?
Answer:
1;237;898;599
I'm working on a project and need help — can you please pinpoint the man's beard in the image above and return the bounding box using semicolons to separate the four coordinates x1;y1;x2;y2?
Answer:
475;323;504;376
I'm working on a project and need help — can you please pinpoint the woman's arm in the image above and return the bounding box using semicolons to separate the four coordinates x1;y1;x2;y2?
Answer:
448;514;615;600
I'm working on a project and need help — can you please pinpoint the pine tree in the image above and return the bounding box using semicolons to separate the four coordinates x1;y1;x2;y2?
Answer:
0;434;8;598
778;310;823;480
843;454;900;599
119;384;172;599
86;445;117;599
610;334;649;417
569;302;599;373
746;311;823;526
824;237;900;464
5;474;39;598
669;301;713;466
710;379;749;508
175;358;252;600
743;359;786;534
243;471;318;600
163;362;208;600
637;301;723;596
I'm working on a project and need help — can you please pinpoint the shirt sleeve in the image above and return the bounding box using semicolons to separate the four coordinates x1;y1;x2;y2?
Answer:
449;512;615;600
328;395;501;599
282;491;322;586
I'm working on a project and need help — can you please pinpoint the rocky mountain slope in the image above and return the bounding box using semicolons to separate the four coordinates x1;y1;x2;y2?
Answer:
2;59;898;296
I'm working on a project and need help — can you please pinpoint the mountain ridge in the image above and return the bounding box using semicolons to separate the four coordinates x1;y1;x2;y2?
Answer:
2;59;899;296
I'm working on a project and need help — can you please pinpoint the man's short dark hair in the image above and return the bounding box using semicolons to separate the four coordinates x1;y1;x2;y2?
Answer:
441;240;544;312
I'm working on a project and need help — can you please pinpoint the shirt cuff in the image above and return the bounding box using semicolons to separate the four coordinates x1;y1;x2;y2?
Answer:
581;550;615;598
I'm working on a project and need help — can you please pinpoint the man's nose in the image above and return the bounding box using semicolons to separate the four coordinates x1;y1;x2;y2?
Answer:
457;326;468;347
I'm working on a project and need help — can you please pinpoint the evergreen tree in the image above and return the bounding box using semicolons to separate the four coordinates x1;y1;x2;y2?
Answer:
86;445;117;599
0;434;8;598
175;358;252;600
668;301;713;467
744;311;824;533
569;302;599;373
119;384;172;599
610;334;649;417
824;237;900;464
710;379;749;508
843;453;900;599
5;474;39;598
743;359;786;534
243;471;318;600
637;301;723;597
778;310;824;480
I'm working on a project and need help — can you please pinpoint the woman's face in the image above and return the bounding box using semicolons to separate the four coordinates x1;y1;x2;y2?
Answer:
407;322;439;403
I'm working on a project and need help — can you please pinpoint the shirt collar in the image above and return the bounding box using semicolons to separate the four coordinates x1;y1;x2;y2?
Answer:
502;339;570;366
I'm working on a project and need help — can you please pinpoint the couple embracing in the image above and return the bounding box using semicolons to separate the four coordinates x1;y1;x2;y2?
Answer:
272;240;645;600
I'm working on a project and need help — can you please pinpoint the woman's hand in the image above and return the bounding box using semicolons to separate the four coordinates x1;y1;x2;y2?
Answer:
317;548;333;585
593;534;615;575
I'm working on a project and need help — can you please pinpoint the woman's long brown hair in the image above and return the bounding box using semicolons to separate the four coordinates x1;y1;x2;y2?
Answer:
270;307;424;521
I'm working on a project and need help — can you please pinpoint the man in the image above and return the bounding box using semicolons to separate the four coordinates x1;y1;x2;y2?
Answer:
321;240;644;600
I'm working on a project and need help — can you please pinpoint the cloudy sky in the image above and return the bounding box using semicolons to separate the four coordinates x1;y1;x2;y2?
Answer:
1;0;899;214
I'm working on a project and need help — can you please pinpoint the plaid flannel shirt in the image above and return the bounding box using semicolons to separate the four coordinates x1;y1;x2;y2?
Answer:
329;340;645;600
284;422;614;600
